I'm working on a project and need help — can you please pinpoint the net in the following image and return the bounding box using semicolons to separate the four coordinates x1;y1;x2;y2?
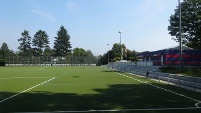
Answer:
5;55;98;66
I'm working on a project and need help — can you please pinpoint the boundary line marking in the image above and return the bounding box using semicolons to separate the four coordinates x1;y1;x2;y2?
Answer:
90;107;201;111
0;77;55;103
45;83;136;86
115;72;201;107
0;69;72;103
195;102;201;108
15;107;201;113
0;77;52;79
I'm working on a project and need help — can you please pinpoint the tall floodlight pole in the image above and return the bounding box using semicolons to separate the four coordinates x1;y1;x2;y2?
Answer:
119;31;122;61
107;44;109;64
179;0;182;71
71;50;74;65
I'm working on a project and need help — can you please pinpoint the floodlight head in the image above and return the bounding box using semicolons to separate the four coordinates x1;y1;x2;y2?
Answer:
118;31;121;33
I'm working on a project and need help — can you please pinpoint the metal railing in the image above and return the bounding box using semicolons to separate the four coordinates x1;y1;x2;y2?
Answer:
107;63;201;91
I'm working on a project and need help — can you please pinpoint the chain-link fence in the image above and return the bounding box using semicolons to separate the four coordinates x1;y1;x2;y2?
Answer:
5;55;98;66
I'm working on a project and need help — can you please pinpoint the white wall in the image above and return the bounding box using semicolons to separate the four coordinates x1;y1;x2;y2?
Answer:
137;61;153;66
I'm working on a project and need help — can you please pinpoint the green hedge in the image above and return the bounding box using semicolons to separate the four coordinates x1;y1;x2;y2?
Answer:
159;66;201;77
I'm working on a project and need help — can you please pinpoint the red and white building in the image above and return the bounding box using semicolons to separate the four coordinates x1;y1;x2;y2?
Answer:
137;46;201;66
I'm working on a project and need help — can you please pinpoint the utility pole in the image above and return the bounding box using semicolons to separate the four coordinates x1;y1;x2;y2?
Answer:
119;31;122;61
107;44;109;64
179;0;182;71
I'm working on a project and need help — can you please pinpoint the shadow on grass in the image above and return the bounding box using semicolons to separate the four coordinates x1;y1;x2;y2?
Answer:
0;84;201;113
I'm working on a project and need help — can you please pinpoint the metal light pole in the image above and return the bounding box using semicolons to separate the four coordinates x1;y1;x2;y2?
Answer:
179;0;182;71
71;50;74;65
107;44;109;64
119;31;122;61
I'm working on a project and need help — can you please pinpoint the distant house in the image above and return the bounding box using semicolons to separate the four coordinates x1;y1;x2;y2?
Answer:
137;46;201;66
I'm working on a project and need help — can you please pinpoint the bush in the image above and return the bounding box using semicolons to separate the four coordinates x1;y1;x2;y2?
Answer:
159;66;201;77
159;66;180;73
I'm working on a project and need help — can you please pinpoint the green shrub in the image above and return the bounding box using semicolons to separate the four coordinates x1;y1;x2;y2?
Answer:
160;66;201;77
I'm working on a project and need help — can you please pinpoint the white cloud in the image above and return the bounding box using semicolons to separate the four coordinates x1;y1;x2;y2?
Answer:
139;0;165;14
138;0;152;14
31;10;56;22
27;0;56;22
156;0;166;11
66;1;78;11
26;0;40;9
134;0;166;31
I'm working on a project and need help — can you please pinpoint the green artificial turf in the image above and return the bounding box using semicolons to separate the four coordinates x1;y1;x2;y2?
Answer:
0;66;201;113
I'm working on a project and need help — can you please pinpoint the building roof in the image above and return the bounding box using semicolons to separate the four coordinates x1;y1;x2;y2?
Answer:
161;45;193;50
137;45;194;56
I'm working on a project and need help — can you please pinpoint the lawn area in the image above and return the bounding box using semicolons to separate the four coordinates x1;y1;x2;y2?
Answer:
0;66;201;113
160;66;201;77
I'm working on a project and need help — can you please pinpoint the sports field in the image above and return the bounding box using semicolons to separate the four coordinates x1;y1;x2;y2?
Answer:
0;66;201;113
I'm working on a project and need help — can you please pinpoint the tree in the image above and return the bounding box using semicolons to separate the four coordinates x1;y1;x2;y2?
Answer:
73;48;86;63
110;43;121;61
96;55;102;66
72;48;97;64
54;26;72;56
168;0;201;49
0;42;10;62
18;30;32;55
85;50;97;64
73;48;87;56
43;46;54;56
99;43;138;65
32;30;49;55
110;43;126;61
86;50;93;57
126;49;133;61
100;53;108;65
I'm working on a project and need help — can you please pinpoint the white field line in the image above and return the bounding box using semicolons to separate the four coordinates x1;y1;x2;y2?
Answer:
195;102;201;108
0;77;55;103
89;107;201;111
45;83;135;86
0;70;72;103
0;77;52;79
115;72;201;108
17;107;201;113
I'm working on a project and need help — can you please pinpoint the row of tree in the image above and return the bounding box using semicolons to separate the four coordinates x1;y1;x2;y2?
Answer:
0;25;100;65
99;43;138;65
18;26;71;56
0;24;139;66
0;41;137;65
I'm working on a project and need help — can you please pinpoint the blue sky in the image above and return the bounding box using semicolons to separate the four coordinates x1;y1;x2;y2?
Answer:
0;0;182;55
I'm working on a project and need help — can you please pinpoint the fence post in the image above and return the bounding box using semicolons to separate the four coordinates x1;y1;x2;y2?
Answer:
194;77;196;91
168;74;170;84
179;76;180;87
152;72;154;79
